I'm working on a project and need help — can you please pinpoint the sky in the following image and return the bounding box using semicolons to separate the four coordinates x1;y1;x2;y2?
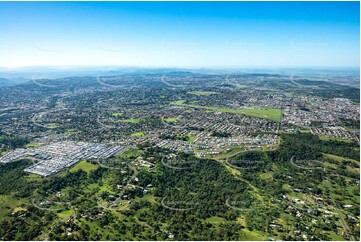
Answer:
0;1;359;68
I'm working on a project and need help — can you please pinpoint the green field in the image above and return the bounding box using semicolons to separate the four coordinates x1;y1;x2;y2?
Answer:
170;100;282;121
212;147;243;160
120;118;145;123
112;112;123;117
131;131;145;137
25;143;40;148
170;100;186;105
235;84;247;88
118;148;142;159
239;229;268;241
69;160;99;173
57;209;75;218
25;173;42;181
259;172;273;181
216;107;282;121
187;91;219;96
163;116;179;123
323;153;359;165
205;216;226;224
47;123;60;129
64;129;79;134
187;134;197;142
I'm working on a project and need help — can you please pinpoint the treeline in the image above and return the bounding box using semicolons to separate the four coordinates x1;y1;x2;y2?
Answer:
0;159;34;197
39;170;88;196
312;87;360;102
269;133;359;161
339;118;360;129
0;131;29;153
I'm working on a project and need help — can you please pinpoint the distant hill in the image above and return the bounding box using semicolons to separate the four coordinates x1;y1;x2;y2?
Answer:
0;77;30;87
0;78;13;87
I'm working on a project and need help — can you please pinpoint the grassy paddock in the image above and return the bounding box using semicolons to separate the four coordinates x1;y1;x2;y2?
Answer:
69;160;99;173
163;117;178;123
169;100;282;121
112;112;123;117
131;132;145;137
120;118;145;123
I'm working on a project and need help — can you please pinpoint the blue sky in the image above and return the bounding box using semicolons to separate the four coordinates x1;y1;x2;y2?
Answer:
0;1;359;68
